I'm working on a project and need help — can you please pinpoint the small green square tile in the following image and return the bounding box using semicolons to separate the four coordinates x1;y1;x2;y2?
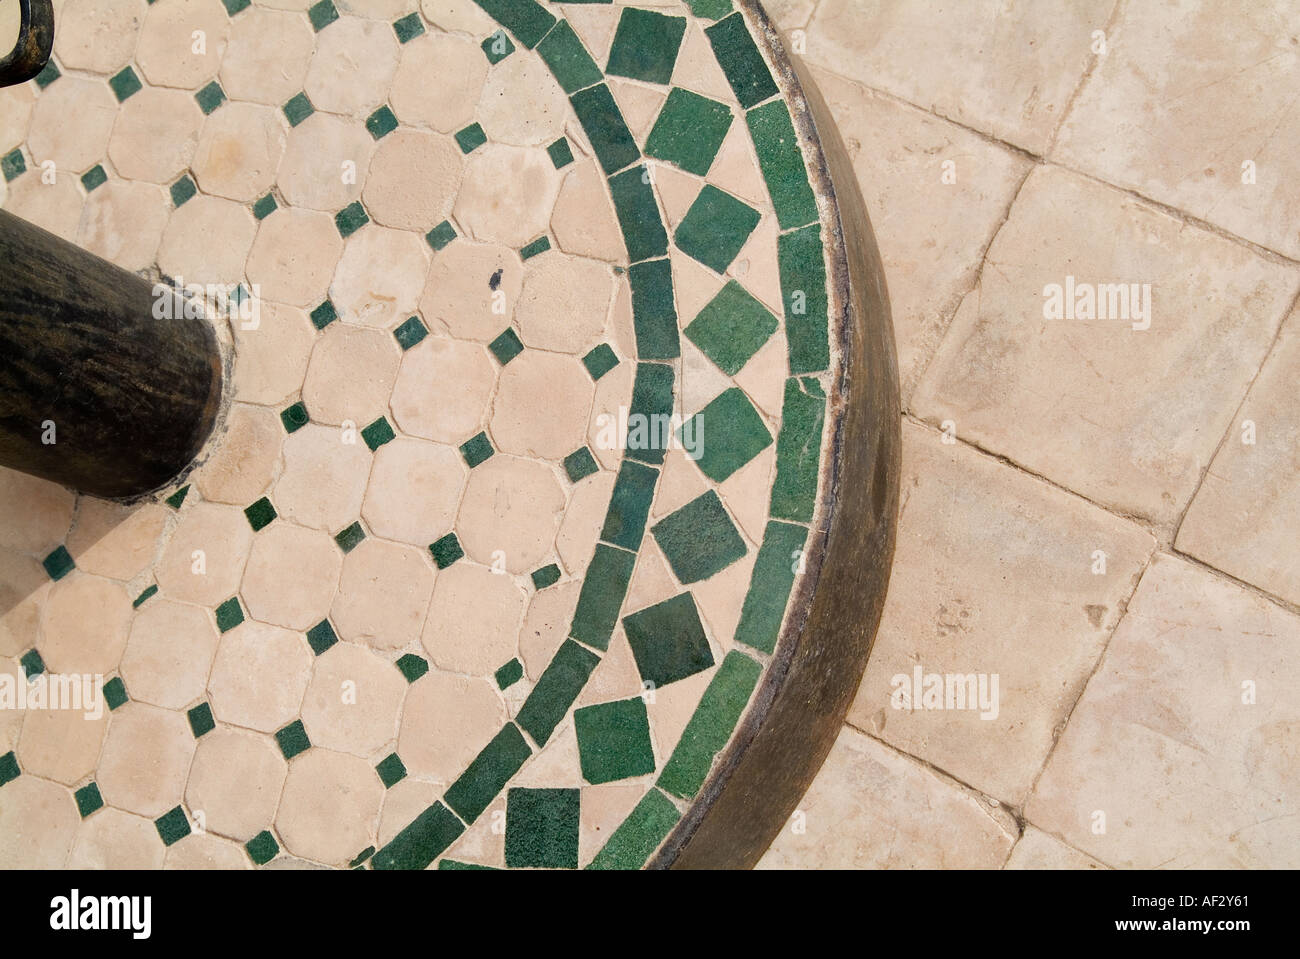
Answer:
472;0;555;49
674;184;760;273
530;564;561;590
245;830;279;865
20;648;44;680
429;532;463;569
371;802;463;870
536;19;602;93
33;58;60;89
459;432;494;468
375;753;407;788
280;401;310;433
170;174;197;207
102;677;128;710
567;546;635;652
252;192;278;220
455;122;487;153
600;459;658;550
746;99;819;230
651;490;746;584
574;697;655;785
74;782;104;818
41;545;75;581
679;387;772;483
309;299;337;330
488;327;524;364
546;137;574;169
771;377;826;522
308;0;339;32
393;315;428;350
361;416;396;451
705;12;778;109
627;257;678;359
155;805;192;846
335;200;369;238
393;12;425;43
109;65;142;102
165;484;190;509
495;657;524;689
519;235;551;259
334;521;366;553
735;520;807;654
195;80;227;115
223;0;252;12
608;165;667;263
187;702;216;738
570;84;639;175
1;148;26;182
444;723;532;823
275;719;311;759
505;787;579;868
563;446;599;483
244;496;277;531
778;224;830;375
684;279;777;376
0;751;19;787
622;592;715;689
366;104;398;139
606;7;687;85
588;787;680;870
426;220;457;250
283;91;315;127
658;650;761;799
582;343;618;380
625;362;675;466
215;597;244;632
645;87;733;176
395;653;429;682
80;164;108;192
306;619;339;655
133;584;158;608
481;29;515;64
517;639;600;745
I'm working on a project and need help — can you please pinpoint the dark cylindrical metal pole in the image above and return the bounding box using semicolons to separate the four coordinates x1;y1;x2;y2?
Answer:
0;210;223;499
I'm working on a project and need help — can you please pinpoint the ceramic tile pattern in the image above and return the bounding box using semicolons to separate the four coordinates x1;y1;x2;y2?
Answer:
0;0;834;870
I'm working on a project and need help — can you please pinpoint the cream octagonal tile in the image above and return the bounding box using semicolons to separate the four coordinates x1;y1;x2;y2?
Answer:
121;599;220;711
422;561;526;675
155;502;253;607
40;573;134;675
107;86;205;184
457;454;565;574
362;129;462;232
240;522;343;631
301;322;400;426
454;142;562;248
490;351;594;460
276;112;374;212
515;251;614;353
398;670;505;782
390;335;495;444
275;747;384;866
390;30;486;134
420;239;522;342
194;403;282;506
16;704;109;786
185;727;287;841
361;437;465;546
135;0;230;89
192;101;287;203
68;808;165;870
300;642;407;757
207;620;313;734
304;15;399;119
230;302;316;407
246;208;344;308
330;539;434;651
157;194;257;286
26;76;117;175
52;0;145;76
330;224;430;329
96;702;195;818
77;179;170;272
220;6;316;106
274;422;373;533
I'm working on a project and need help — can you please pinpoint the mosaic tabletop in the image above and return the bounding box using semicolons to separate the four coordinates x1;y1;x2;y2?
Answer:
0;0;841;869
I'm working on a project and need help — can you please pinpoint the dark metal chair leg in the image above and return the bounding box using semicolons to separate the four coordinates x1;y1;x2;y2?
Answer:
0;0;55;88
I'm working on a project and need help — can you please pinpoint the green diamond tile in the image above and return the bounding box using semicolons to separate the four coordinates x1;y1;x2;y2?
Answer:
622;592;715;689
675;184;760;273
548;137;572;170
215;597;244;632
625;362;675;465
705;12;778;109
627;257;678;359
735;519;808;654
444;723;532;823
308;0;339;32
187;702;216;738
133;584;158;608
366;104;399;139
482;29;515;64
495;657;524;689
222;0;251;13
582;343;618;380
685;0;733;18
20;648;44;679
569;84;639;175
306;619;339;655
519;235;551;259
80;164;108;192
393;12;425;43
771;377;826;522
651;490;746;584
375;753;407;788
33;58;60;89
283;91;315;127
109;65;142;102
361;416;396;451
588;786;680;869
75;782;104;818
658;650;761;799
275;719;311;759
393;315;428;350
488;327;524;364
680;387;772;483
455;122;488;153
102;677;128;710
309;299;337;330
335;200;369;238
563;446;599;483
606;7;686;85
195;80;227;115
334;521;366;553
530;564;561;590
567;546;634;652
252;192;278;220
0;751;19;787
459;431;494;467
505;787;579;869
244;496;277;531
429;532;464;569
746;99;818;230
608;165;667;264
684;279;777;376
574;697;655;784
280;400;310;433
779;223;830;374
472;0;555;49
245;830;280;865
600;460;658;550
170;174;197;207
537;19;602;93
395;653;429;682
426;219;457;250
155;805;192;846
517;638;600;745
645;88;733;176
41;545;74;581
372;802;462;870
1;148;26;182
